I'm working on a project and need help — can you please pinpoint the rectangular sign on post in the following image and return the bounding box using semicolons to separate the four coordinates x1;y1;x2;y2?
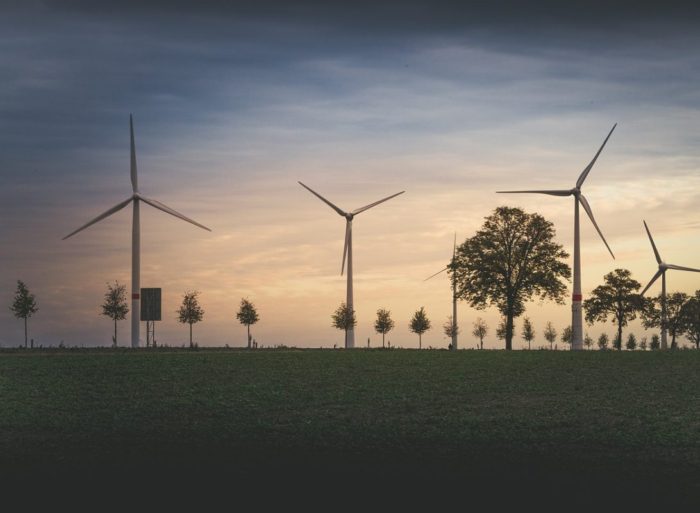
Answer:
140;288;162;321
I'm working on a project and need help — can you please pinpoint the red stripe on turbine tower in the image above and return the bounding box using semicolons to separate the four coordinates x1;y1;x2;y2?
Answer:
572;294;582;301
132;293;140;300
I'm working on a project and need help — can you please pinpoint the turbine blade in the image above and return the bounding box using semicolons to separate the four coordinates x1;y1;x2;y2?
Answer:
576;123;617;188
62;197;133;240
665;263;700;273
641;269;664;296
341;220;350;276
424;267;448;281
496;189;572;196
139;195;211;231
298;182;346;216
130;114;138;193
579;194;615;259
352;190;405;215
643;220;662;264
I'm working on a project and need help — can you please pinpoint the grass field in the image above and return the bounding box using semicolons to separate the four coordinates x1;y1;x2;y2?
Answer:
0;348;698;507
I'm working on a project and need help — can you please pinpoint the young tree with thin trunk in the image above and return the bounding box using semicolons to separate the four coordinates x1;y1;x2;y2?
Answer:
650;334;660;350
178;290;204;348
544;322;557;350
642;292;689;349
521;317;535;350
561;325;573;349
10;280;38;348
409;307;431;349
639;337;648;351
626;333;637;350
496;318;507;343
374;308;395;348
101;281;129;347
236;298;260;349
472;317;488;350
597;333;609;350
584;333;593;350
451;207;570;350
584;269;645;352
443;316;459;347
332;302;356;348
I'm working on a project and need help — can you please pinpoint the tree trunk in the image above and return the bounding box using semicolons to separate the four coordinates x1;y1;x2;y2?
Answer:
419;334;422;349
24;317;28;348
382;333;385;348
114;319;118;347
617;325;623;351
480;337;483;350
189;323;193;348
505;311;514;351
247;325;251;349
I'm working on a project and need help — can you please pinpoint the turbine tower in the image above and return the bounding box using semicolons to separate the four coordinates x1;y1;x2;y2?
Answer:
640;220;700;350
425;233;459;350
63;115;211;348
298;181;404;348
497;124;617;350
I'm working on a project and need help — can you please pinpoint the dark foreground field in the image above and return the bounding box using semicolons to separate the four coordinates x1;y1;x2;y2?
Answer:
0;348;698;507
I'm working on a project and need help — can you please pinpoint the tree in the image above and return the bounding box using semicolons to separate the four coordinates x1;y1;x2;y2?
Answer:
583;269;644;352
374;308;395;348
101;281;129;347
472;317;488;350
544;322;557;350
10;280;38;348
597;333;609;350
521;317;535;350
332;302;356;348
626;333;637;351
496;318;507;343
584;333;593;350
561;325;573;349
639;337;648;351
650;334;660;350
451;207;570;350
680;291;700;349
442;316;460;346
236;298;260;349
409;307;431;349
178;291;204;348
641;291;689;349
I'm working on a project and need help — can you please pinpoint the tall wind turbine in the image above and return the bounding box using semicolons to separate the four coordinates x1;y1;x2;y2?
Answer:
425;233;459;350
497;124;617;350
298;181;404;348
640;220;700;350
63;115;211;348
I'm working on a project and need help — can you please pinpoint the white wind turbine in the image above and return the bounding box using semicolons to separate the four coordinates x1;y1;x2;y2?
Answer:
425;233;459;350
497;124;617;350
640;220;700;350
298;182;404;348
63;115;211;348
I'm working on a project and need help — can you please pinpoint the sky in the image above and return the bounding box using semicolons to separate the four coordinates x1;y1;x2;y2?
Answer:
1;1;700;349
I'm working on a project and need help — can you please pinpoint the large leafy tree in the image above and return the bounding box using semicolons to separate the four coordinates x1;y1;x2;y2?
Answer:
178;291;204;348
374;308;394;348
237;298;260;349
641;292;689;349
471;317;488;350
680;290;700;349
332;302;356;348
583;268;644;351
521;317;535;350
451;207;570;350
409;307;431;349
101;281;129;347
10;280;38;348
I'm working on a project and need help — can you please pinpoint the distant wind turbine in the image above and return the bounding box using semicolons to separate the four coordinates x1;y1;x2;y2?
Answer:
63;115;211;348
298;181;404;348
425;233;459;350
497;123;617;350
640;220;700;350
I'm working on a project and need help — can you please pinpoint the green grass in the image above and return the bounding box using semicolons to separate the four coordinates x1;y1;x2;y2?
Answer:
1;348;698;505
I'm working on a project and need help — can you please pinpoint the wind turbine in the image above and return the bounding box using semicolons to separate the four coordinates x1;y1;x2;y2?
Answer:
63;115;211;348
298;181;404;348
640;220;700;350
497;124;617;350
425;233;459;350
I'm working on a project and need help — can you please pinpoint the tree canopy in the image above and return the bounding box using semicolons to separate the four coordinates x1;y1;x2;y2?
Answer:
451;206;570;350
544;322;557;350
237;298;260;349
583;268;644;351
471;317;488;350
332;302;356;348
641;291;689;349
409;307;431;349
680;290;700;349
521;317;535;350
178;290;204;348
374;308;395;348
